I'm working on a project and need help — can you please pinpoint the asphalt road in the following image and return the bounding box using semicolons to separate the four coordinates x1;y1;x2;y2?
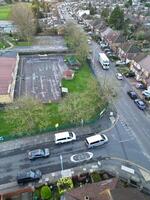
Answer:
0;119;149;185
91;41;150;156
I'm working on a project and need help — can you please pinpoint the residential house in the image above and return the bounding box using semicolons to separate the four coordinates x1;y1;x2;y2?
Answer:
130;54;150;86
100;27;121;50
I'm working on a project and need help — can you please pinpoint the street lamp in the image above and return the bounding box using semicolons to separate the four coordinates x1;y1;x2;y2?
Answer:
60;154;64;173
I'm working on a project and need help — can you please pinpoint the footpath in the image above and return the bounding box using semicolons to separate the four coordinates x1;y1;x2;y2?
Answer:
0;108;116;153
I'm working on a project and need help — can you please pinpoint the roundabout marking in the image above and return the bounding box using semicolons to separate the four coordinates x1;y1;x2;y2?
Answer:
70;152;93;163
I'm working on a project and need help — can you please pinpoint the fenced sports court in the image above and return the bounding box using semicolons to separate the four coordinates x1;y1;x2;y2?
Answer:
15;54;68;102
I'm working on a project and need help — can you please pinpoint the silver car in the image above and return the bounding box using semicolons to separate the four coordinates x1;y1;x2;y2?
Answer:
28;148;50;160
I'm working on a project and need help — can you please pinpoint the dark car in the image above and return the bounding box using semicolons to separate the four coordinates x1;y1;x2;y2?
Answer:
28;148;50;160
127;91;138;100
134;99;146;110
17;169;42;184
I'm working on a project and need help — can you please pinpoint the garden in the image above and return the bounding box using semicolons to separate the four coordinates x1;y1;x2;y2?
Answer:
33;171;114;200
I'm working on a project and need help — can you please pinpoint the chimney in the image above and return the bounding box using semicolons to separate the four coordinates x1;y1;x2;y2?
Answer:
84;196;90;200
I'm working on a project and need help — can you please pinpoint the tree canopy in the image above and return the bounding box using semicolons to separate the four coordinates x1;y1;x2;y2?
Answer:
109;6;124;30
59;78;107;124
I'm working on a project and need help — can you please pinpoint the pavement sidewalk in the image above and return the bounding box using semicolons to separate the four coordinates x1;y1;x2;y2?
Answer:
0;108;116;153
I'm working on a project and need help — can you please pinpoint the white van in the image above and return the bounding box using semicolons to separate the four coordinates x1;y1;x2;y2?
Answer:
85;134;108;148
55;131;76;144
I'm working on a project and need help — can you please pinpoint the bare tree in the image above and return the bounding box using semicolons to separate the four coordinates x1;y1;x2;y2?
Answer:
11;3;36;43
59;78;106;124
65;21;89;62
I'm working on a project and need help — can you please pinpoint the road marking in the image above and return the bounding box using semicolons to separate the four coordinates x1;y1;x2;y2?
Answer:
70;152;93;163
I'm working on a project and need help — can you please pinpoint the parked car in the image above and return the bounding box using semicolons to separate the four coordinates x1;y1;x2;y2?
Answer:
100;42;108;49
116;73;123;80
104;48;111;53
85;134;108;148
55;131;76;144
17;169;42;184
116;60;127;66
136;83;147;90
28;148;50;160
116;60;130;66
134;99;146;110
87;39;92;45
142;90;150;97
106;52;115;57
0;136;4;141
127;91;138;100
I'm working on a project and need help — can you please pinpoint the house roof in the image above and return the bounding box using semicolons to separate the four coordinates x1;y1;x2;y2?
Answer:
101;27;113;38
133;53;147;63
63;69;74;77
115;33;126;43
127;44;141;54
64;178;118;200
118;41;133;52
105;31;120;44
0;57;16;95
138;55;150;72
64;178;150;200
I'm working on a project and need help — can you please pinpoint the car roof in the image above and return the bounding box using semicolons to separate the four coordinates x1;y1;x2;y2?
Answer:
137;99;144;105
55;131;70;140
86;134;103;143
129;90;136;94
29;149;43;155
117;73;122;76
17;170;34;179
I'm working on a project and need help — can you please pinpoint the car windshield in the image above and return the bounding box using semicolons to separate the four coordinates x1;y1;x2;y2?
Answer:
29;170;35;178
101;135;105;140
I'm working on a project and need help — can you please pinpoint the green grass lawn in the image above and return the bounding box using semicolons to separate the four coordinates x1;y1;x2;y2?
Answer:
0;111;14;135
0;5;11;20
14;41;32;46
0;63;95;136
62;64;93;92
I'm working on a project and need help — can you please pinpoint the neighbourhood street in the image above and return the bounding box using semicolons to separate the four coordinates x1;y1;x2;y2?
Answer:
0;4;150;191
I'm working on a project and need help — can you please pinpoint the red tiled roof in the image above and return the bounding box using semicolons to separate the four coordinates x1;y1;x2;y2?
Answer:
0;57;16;95
65;178;118;200
63;69;74;77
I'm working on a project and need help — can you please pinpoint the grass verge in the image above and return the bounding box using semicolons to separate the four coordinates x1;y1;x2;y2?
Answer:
0;5;11;20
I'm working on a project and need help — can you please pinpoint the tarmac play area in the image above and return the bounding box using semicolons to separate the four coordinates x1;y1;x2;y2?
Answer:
15;55;68;102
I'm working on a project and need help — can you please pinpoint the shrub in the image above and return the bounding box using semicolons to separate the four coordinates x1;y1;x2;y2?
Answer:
57;177;73;195
41;185;52;200
91;171;101;182
33;189;40;200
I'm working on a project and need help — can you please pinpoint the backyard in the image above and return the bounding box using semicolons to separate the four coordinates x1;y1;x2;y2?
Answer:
0;5;11;20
